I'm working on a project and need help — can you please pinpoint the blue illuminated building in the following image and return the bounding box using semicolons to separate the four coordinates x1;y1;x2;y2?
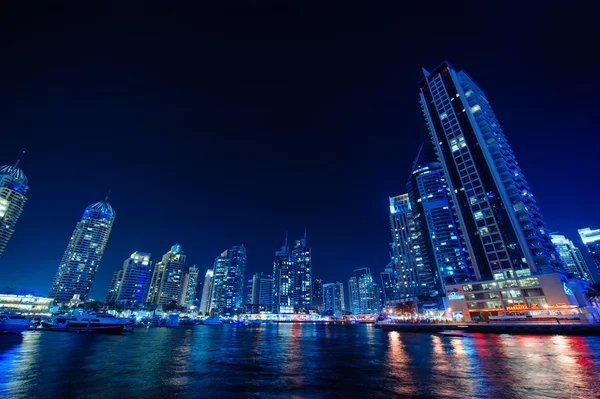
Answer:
0;153;29;258
106;251;152;307
49;196;116;303
273;232;312;313
209;245;246;315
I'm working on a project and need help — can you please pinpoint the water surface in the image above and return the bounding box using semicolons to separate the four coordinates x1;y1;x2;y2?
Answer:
1;324;599;398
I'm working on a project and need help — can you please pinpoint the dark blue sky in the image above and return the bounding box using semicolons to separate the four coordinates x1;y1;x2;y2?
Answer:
1;2;599;298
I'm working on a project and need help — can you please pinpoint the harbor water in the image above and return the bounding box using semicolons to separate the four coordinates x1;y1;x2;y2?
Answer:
1;324;599;398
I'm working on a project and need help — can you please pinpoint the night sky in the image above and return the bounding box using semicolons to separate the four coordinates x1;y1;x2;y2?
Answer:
1;2;600;298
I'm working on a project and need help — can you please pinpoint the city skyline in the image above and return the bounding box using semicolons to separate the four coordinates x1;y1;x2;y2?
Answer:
1;3;600;298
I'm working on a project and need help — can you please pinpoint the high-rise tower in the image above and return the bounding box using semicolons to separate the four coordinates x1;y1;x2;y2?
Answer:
551;235;594;283
348;268;379;314
49;196;115;303
578;228;600;277
273;233;312;313
209;246;246;315
419;62;561;281
199;269;214;314
146;244;186;307
106;251;152;306
0;153;29;258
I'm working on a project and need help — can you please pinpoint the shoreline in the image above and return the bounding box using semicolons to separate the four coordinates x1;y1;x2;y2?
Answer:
380;323;600;336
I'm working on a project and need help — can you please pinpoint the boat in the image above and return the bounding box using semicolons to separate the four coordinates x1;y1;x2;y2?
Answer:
0;313;30;334
164;313;179;328
202;316;222;325
41;312;129;334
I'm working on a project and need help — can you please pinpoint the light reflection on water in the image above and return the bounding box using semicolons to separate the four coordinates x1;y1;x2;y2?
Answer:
1;326;599;398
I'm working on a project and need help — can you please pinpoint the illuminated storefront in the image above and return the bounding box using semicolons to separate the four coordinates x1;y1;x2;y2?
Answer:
0;294;54;315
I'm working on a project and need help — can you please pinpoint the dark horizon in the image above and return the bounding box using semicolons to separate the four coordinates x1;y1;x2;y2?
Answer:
1;2;600;298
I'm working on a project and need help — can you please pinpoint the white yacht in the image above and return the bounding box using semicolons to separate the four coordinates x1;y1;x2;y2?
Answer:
42;312;130;334
0;313;30;334
202;316;222;325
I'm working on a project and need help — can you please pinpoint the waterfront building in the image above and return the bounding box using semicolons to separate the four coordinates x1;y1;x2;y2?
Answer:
251;272;273;307
146;244;186;307
380;262;400;306
389;194;421;300
312;277;323;311
273;233;311;313
106;251;152;306
348;268;379;314
210;246;246;315
0;288;53;315
551;235;594;283
578;228;600;275
335;281;346;312
49;196;115;303
323;282;344;317
406;142;471;297
199;269;214;314
180;265;199;308
0;154;29;258
420;61;562;282
418;61;570;319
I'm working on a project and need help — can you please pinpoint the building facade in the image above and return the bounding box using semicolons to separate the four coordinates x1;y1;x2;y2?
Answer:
380;262;400;306
146;244;186;307
49;197;115;303
551;235;594;283
348;268;379;314
0;155;29;258
251;272;273;307
323;282;344;317
389;194;421;300
312;277;323;312
180;265;199;308
578;228;600;276
199;269;214;314
272;234;312;313
106;251;152;306
210;246;247;315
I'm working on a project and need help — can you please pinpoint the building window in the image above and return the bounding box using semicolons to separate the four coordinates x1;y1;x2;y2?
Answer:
519;277;540;287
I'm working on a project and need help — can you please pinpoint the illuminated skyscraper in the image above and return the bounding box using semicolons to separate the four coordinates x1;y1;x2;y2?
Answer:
199;269;214;314
0;153;29;258
406;142;470;296
578;228;600;276
389;194;420;300
551;235;594;283
380;262;400;306
106;251;152;306
251;272;273;307
312;277;324;311
180;265;199;307
348;268;378;314
419;62;562;281
146;244;186;307
209;246;246;315
323;282;344;316
49;196;115;303
273;233;312;313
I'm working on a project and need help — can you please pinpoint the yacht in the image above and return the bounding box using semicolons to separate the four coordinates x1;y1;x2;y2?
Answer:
0;313;30;334
202;316;222;325
42;312;130;334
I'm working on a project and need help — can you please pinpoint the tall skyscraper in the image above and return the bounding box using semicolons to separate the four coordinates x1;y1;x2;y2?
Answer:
0;154;29;258
49;196;115;303
291;235;312;311
348;268;379;314
312;277;324;311
323;282;344;316
551;235;594;283
273;233;311;313
578;228;600;276
199;269;214;314
146;244;186;307
406;142;470;296
380;261;400;306
105;251;152;306
209;246;247;315
389;194;421;300
251;272;273;307
419;62;562;281
179;265;199;307
335;281;346;311
246;279;254;305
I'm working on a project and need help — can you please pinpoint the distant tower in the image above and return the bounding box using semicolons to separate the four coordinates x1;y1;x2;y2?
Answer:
273;233;312;314
322;282;344;317
348;268;378;314
551;235;594;283
146;244;186;307
209;246;247;315
578;228;600;277
251;272;274;308
49;196;115;303
179;265;199;308
106;251;152;306
199;269;214;314
0;153;29;258
312;277;324;311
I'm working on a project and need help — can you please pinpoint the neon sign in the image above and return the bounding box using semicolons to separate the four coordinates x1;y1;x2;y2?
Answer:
506;304;528;311
448;292;465;300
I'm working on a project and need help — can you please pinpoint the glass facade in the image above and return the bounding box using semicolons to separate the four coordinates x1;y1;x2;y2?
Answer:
106;251;152;306
578;228;600;277
273;235;312;313
145;244;186;307
0;156;29;258
49;198;115;303
348;268;379;314
199;269;214;314
551;234;594;282
389;194;420;300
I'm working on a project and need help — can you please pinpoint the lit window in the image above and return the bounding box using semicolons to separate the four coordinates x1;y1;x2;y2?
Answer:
470;105;481;113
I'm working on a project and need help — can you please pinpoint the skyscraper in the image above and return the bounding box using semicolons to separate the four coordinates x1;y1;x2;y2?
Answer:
180;265;199;308
348;268;379;314
419;61;562;282
389;194;421;300
251;272;273;307
578;228;600;276
49;196;115;303
106;251;152;306
146;244;186;307
199;269;214;314
551;235;594;283
335;281;346;312
406;142;470;296
0;154;29;258
209;246;247;315
323;282;343;317
312;277;324;312
380;261;400;306
272;233;312;314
